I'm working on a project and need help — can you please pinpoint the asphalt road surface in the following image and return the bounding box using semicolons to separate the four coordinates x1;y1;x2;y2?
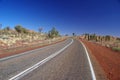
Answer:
0;38;97;80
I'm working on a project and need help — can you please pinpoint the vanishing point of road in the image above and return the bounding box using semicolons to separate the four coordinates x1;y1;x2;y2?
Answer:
0;38;99;80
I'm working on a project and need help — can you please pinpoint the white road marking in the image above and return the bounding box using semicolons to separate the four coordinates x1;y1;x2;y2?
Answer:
0;39;67;61
0;46;49;61
0;46;48;61
9;39;73;80
80;40;96;80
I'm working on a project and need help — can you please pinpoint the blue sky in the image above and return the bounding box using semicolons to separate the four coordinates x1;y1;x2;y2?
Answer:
0;0;120;36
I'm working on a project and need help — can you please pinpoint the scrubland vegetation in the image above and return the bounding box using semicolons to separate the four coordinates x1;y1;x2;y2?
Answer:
81;33;120;52
0;25;61;50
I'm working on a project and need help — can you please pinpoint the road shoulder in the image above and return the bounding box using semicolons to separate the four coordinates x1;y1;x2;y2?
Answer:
79;39;108;80
0;38;66;58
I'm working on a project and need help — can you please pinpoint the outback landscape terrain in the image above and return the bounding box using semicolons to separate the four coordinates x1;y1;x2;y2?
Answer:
0;28;120;80
0;0;120;80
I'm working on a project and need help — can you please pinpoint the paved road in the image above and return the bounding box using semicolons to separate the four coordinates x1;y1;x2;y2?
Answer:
0;38;96;80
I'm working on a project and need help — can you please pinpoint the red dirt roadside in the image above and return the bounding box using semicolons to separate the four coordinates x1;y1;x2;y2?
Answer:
0;39;66;58
81;39;120;80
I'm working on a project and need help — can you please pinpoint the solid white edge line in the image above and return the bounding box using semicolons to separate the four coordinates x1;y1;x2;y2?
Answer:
0;45;47;61
0;39;68;61
9;39;73;80
80;40;96;80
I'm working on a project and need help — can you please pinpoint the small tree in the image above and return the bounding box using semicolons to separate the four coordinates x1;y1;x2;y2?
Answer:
14;25;23;33
72;33;75;36
48;27;59;38
14;25;28;34
105;35;111;41
84;33;90;40
89;34;96;40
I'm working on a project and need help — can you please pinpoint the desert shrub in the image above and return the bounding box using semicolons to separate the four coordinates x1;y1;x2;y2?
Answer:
112;47;120;52
48;27;60;38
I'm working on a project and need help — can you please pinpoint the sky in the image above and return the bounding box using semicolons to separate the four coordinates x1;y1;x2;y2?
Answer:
0;0;120;36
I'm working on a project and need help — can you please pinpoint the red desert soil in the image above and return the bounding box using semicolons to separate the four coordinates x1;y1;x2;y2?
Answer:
0;39;66;58
81;39;120;80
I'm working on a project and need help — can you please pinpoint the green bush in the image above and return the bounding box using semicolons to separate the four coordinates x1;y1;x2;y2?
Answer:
48;27;60;38
112;47;120;52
